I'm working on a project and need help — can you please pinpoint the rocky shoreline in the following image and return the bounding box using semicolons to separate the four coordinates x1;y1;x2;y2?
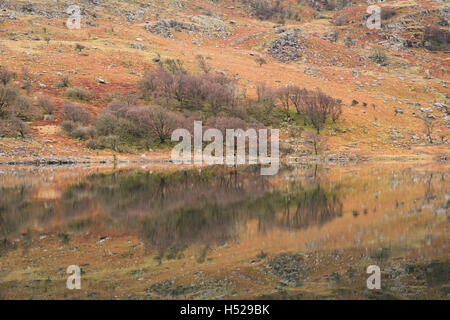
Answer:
0;153;447;166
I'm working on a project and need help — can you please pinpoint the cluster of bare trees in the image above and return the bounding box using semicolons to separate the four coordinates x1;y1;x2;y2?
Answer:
139;61;238;116
277;84;342;133
51;55;344;154
92;101;267;150
87;102;188;150
0;66;41;138
242;0;299;21
251;83;341;155
61;103;95;140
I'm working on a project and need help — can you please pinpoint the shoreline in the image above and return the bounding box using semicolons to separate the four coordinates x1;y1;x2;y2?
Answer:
0;153;448;166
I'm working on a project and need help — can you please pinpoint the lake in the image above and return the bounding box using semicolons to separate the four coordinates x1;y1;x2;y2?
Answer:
0;161;448;299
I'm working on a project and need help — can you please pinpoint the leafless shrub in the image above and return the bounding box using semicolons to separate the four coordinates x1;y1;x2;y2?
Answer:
329;99;342;123
38;96;55;114
423;25;450;51
56;75;70;88
0;85;19;118
97;106;132;136
65;87;91;101
124;91;138;106
71;125;96;140
0;84;40;122
75;44;85;52
196;55;212;74
62;103;91;124
333;14;348;26
381;7;396;20
287;86;306;116
85;139;99;149
62;118;95;140
242;82;279;125
8;116;31;138
201;75;236;115
159;58;187;75
95;103;182;146
368;48;389;66
13;95;34;121
20;67;32;94
61;120;76;134
95;112;120;137
0;66;16;85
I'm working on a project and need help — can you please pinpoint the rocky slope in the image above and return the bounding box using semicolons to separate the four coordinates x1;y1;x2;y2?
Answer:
0;0;448;162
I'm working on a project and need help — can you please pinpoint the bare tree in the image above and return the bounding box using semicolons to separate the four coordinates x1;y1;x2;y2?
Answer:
0;85;18;117
256;82;277;113
204;81;234;116
330;99;343;123
277;85;291;117
294;88;342;133
301;91;323;133
148;107;181;143
303;130;327;155
9;116;31;138
255;57;267;67
422;116;435;144
288;86;306;114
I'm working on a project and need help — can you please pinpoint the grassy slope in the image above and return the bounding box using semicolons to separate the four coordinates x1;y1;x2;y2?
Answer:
0;0;448;162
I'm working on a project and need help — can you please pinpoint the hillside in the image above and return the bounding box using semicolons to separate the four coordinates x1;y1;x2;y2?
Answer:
0;0;448;163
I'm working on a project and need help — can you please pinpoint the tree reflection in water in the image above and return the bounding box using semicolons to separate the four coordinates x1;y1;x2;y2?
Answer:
1;165;343;257
58;166;343;255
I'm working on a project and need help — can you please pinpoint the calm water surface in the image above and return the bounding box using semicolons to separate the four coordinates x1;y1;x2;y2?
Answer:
0;162;448;299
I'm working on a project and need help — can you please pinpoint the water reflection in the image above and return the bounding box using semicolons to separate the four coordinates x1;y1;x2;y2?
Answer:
0;164;448;258
57;166;343;254
0;163;448;300
0;186;54;256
